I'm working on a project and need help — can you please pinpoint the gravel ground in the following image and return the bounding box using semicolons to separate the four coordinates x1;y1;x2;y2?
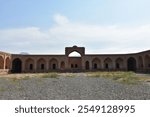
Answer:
0;75;150;100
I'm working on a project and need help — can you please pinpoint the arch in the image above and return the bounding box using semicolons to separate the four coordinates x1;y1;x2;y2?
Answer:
12;58;22;73
85;61;90;70
145;55;150;70
60;61;65;70
104;58;113;70
49;58;58;70
68;51;81;57
37;58;46;72
115;58;124;70
25;58;34;72
0;56;4;69
5;57;11;69
92;58;101;70
138;56;143;69
65;46;85;56
127;57;137;71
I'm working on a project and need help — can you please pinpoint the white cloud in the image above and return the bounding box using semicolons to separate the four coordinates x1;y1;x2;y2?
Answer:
0;14;150;54
53;14;69;26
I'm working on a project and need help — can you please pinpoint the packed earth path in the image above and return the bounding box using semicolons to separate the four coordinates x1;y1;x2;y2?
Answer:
0;73;150;100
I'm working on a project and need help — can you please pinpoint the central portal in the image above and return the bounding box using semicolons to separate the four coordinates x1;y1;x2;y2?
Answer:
68;51;82;72
66;46;84;72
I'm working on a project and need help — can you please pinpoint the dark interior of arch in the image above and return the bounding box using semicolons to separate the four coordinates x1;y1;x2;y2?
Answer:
12;58;22;73
127;57;136;71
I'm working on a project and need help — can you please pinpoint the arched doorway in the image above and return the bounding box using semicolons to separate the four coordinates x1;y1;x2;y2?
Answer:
104;58;113;70
25;58;34;72
68;51;82;71
115;58;124;70
12;58;22;73
92;58;101;70
0;56;4;69
37;58;46;72
49;58;58;70
85;61;89;70
127;57;137;71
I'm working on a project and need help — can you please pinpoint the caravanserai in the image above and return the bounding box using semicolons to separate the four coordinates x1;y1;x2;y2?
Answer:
0;46;150;73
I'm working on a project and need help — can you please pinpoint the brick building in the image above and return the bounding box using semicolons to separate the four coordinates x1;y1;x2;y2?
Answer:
0;46;150;73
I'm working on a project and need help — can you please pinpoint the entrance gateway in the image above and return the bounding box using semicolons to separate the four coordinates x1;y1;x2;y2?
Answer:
0;46;150;73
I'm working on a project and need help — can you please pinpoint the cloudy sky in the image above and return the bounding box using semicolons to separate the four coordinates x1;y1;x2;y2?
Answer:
0;0;150;54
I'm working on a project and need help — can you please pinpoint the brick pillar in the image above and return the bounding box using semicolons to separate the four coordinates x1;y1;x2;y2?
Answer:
22;60;25;73
89;61;92;70
112;59;116;70
46;59;49;72
3;56;6;70
34;60;37;73
101;59;104;70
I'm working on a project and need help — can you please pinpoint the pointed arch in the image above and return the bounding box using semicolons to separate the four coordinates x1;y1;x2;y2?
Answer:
49;58;58;70
37;58;46;72
12;58;22;73
104;58;113;70
127;57;137;71
92;58;101;70
115;58;124;70
68;51;81;57
25;58;34;72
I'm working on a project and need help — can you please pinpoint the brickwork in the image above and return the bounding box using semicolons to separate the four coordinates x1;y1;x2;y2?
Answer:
0;46;150;73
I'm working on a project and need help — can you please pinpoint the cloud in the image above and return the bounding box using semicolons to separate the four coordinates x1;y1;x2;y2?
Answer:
0;14;150;54
53;14;70;25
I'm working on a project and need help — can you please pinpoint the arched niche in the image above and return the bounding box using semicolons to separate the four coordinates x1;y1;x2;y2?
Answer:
12;58;22;73
92;58;101;70
127;57;137;71
104;58;113;70
25;58;34;72
49;58;58;70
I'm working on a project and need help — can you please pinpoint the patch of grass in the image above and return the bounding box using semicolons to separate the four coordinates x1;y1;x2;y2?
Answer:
0;87;7;92
41;73;59;78
65;73;76;78
22;76;31;80
87;71;149;84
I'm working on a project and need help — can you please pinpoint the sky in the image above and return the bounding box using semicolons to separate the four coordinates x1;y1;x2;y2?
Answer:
0;0;150;54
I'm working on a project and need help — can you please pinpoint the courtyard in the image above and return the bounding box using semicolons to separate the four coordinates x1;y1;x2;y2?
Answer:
0;72;150;100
